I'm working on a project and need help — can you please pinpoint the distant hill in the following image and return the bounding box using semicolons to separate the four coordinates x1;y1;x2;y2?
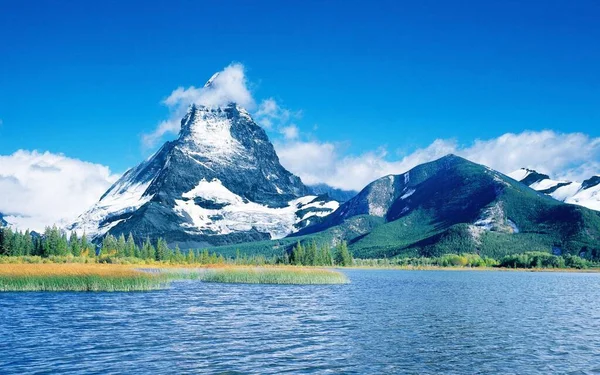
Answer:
223;155;600;260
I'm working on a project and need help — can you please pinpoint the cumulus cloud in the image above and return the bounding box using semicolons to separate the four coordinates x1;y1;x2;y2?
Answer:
254;98;301;130
280;125;300;140
0;150;119;231
138;64;599;192
275;131;600;191
142;63;254;147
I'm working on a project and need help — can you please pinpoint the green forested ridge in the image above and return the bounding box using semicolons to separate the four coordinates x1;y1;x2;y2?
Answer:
287;155;600;260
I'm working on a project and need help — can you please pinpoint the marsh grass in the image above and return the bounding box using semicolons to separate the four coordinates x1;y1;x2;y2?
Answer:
0;264;167;292
200;266;349;285
0;264;349;291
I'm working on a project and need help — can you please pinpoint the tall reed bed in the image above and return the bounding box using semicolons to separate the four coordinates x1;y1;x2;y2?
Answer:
0;264;167;292
201;266;348;285
0;264;349;291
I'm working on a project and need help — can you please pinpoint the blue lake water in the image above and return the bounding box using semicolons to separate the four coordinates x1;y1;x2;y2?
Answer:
2;269;600;374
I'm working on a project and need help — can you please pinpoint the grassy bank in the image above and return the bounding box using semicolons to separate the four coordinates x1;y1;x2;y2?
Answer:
201;266;348;285
0;264;168;292
0;264;349;291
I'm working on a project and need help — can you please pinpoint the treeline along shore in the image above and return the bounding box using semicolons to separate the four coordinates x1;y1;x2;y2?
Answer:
1;226;598;271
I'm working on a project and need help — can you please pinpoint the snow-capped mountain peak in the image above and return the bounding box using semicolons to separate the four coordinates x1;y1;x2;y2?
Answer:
177;105;246;163
70;77;339;247
510;169;600;211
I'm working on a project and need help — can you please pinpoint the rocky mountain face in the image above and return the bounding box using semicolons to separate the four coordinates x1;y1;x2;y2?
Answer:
70;83;339;248
293;155;600;259
0;213;7;228
508;169;600;211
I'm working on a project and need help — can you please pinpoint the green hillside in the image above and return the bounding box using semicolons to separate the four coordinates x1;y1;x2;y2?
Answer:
212;155;600;260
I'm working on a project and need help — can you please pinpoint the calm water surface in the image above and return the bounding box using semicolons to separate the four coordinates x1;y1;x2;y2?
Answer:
2;270;600;374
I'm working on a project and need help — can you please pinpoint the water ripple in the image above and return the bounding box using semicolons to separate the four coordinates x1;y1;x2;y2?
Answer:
2;270;600;374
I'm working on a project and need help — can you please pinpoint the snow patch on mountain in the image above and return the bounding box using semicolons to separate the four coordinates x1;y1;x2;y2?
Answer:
400;189;415;200
510;168;600;211
175;179;338;239
178;106;245;164
71;179;154;237
549;182;581;201
508;169;533;182
182;178;242;205
529;178;569;191
565;183;600;211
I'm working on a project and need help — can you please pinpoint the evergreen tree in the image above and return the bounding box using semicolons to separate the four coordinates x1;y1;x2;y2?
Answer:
9;229;21;256
174;244;183;263
126;234;136;258
23;230;34;256
292;241;305;265
33;237;44;256
80;233;94;257
0;228;9;255
186;248;196;264
155;238;169;261
58;232;69;256
43;226;59;256
117;234;127;257
201;249;210;264
101;234;118;256
306;241;317;266
69;232;81;256
143;237;155;260
334;241;353;266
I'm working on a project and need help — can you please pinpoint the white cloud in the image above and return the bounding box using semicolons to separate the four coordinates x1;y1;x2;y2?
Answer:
280;125;300;140
459;131;600;181
275;131;600;191
0;150;119;231
254;98;299;130
138;64;600;192
142;63;254;147
142;64;304;148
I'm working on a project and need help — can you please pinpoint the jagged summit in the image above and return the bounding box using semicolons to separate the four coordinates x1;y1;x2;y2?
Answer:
70;92;338;248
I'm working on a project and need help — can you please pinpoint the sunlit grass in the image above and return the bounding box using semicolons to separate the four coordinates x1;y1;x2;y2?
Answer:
201;266;349;285
0;264;349;291
0;264;167;292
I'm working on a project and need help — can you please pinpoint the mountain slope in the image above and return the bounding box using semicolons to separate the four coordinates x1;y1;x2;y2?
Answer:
70;79;338;247
0;213;7;228
509;169;600;211
292;155;600;259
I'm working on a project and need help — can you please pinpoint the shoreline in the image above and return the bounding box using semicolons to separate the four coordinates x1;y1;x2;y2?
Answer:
345;265;600;273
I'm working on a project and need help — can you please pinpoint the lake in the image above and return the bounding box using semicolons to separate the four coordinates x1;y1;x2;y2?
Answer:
2;269;600;374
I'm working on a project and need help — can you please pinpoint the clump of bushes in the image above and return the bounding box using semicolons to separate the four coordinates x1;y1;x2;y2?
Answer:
498;251;593;269
355;253;498;268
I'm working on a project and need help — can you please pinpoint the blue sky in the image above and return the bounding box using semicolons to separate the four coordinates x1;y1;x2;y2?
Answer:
2;0;599;169
1;0;600;229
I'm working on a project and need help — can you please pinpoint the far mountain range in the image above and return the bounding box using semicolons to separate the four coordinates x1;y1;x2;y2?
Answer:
3;72;599;259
